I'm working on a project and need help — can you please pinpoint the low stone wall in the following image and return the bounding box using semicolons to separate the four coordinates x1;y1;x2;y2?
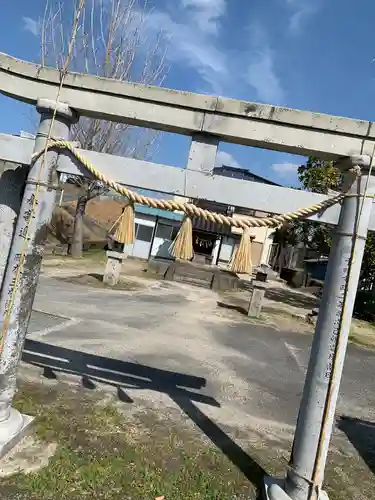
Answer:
147;258;249;292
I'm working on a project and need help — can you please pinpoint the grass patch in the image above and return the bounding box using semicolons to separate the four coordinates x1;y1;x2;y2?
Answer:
81;250;107;264
2;381;374;499
2;382;258;500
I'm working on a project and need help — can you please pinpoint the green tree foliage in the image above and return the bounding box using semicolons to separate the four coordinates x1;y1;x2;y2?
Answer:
294;157;338;257
360;232;375;287
279;156;375;287
273;157;336;260
297;158;342;194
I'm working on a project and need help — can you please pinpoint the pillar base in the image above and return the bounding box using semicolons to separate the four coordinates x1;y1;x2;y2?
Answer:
263;477;287;500
263;477;329;500
0;408;34;459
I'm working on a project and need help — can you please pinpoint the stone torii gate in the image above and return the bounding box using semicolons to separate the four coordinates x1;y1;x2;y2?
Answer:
0;52;375;500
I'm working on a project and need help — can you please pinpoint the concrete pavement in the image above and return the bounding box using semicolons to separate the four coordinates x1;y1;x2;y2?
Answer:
23;276;375;438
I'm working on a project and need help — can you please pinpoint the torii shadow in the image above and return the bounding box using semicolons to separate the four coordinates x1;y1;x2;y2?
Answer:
337;415;375;476
22;338;266;492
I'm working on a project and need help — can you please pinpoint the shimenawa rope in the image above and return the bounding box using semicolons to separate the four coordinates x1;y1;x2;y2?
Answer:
34;139;346;230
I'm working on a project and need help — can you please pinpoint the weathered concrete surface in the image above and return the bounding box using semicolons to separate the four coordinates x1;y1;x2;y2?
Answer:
0;162;28;289
0;136;33;167
0;436;57;477
1;52;375;157
4;134;375;230
0;100;75;460
247;282;267;318
23;276;375;435
187;134;218;173
0;410;33;459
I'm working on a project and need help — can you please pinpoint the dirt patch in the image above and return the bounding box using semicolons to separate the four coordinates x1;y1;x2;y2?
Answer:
42;250;107;268
219;286;375;345
0;437;57;478
42;254;162;286
350;319;375;348
72;198;124;230
48;205;108;247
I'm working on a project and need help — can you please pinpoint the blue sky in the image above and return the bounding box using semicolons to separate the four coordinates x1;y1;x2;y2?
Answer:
1;0;375;186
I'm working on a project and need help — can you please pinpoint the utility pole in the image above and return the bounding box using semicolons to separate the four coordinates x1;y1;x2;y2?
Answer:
0;99;76;456
266;156;375;500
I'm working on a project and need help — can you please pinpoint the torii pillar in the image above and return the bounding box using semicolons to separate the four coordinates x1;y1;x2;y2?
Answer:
0;99;77;457
266;155;375;500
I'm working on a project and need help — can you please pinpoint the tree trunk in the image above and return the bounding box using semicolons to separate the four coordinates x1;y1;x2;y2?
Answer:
71;195;88;258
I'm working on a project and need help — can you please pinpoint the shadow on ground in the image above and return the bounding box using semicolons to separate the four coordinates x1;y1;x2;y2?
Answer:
217;301;248;316
59;272;145;291
22;339;266;493
337;415;375;475
265;288;319;310
218;286;319;318
86;273;104;282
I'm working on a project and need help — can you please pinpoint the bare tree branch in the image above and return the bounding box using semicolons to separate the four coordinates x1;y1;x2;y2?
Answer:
41;0;169;257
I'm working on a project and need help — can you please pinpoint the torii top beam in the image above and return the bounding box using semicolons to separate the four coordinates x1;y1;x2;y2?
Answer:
0;52;374;159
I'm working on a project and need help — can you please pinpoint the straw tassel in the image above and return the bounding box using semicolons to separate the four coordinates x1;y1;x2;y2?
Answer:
169;216;194;261
229;228;252;274
113;202;135;244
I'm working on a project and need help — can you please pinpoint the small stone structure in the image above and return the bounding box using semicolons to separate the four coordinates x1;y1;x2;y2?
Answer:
148;258;248;291
247;281;267;318
103;250;128;286
246;270;270;318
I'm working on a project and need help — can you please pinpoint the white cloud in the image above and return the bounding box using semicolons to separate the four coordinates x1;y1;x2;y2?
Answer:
181;0;226;34
144;2;228;95
271;162;300;177
22;16;40;36
215;151;242;169
285;0;317;33
246;23;285;104
247;50;285;104
145;3;284;102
